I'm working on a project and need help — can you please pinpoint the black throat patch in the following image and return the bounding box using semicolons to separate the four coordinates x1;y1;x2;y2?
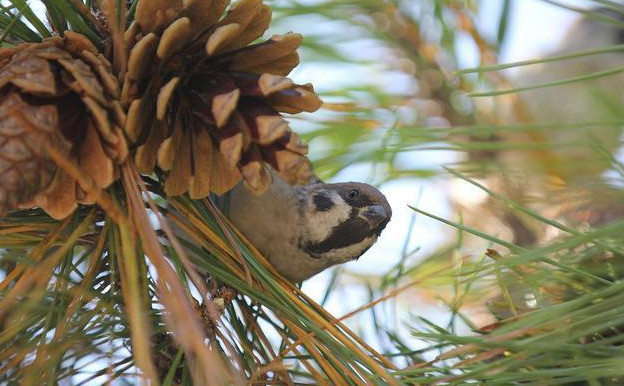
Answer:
302;212;373;259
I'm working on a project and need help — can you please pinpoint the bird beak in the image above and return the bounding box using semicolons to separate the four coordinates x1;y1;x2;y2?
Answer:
361;204;389;228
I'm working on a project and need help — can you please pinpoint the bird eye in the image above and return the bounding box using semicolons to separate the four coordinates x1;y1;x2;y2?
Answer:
348;189;360;200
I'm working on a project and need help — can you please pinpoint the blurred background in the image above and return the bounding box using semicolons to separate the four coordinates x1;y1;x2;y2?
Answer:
267;0;624;366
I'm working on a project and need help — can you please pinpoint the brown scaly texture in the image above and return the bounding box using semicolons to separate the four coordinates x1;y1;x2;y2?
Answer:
0;0;320;219
123;0;322;197
0;32;128;219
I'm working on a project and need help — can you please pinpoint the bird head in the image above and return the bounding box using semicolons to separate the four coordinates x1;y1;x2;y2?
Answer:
300;182;392;263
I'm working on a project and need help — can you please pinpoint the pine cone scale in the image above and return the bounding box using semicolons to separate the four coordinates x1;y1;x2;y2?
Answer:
222;4;271;50
8;56;59;96
189;128;213;199
57;58;108;106
185;0;230;34
135;0;183;34
227;33;302;73
205;24;240;56
157;18;193;60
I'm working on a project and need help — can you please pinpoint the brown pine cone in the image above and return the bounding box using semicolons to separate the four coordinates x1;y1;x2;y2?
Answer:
123;0;322;197
0;32;127;219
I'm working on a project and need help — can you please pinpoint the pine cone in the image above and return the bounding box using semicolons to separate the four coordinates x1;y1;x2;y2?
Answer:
123;0;322;197
0;32;128;218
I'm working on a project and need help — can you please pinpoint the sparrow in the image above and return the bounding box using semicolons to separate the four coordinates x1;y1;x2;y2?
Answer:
228;169;392;282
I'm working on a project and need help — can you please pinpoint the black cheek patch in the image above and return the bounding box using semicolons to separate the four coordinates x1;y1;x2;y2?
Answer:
313;194;334;212
303;218;372;257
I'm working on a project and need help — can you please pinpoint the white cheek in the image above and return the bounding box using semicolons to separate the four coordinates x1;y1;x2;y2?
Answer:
304;192;350;243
